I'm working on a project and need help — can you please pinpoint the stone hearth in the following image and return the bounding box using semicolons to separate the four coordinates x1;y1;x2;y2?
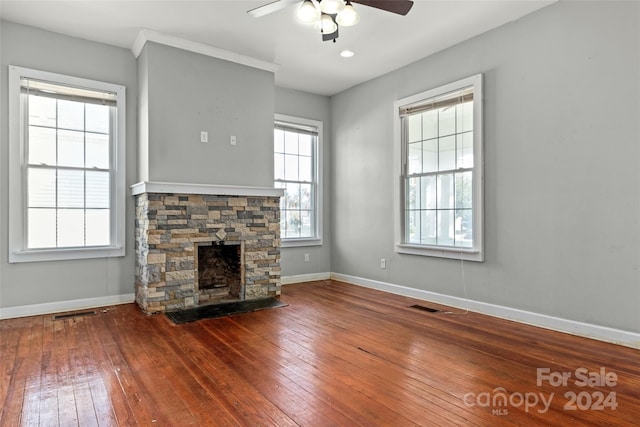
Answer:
132;182;283;314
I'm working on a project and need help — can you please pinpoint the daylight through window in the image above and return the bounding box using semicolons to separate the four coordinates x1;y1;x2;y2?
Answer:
24;80;115;248
274;118;320;243
395;74;483;261
9;66;126;262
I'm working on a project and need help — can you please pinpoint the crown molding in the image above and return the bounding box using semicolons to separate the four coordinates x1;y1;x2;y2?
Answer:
131;28;279;73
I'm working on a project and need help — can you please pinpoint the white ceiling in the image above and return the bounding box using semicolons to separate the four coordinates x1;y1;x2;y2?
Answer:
0;0;555;96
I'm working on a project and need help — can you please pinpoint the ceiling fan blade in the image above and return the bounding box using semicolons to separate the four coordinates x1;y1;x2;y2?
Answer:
247;0;299;18
353;0;414;16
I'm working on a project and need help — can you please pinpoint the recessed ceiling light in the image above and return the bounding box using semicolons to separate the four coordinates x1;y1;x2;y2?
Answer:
340;50;355;58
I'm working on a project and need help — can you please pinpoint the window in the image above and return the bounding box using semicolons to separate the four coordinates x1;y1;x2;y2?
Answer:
274;114;322;247
8;66;126;263
394;74;483;261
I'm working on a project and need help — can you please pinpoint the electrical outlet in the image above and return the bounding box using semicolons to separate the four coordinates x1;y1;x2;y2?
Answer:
200;131;208;143
380;258;386;269
304;253;310;262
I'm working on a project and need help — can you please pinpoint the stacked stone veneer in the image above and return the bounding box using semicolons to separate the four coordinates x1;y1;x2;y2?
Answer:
135;192;281;314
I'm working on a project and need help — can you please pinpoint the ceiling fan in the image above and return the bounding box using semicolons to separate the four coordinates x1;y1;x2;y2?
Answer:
248;0;414;42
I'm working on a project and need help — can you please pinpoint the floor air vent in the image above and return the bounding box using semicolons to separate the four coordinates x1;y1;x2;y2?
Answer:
409;304;440;313
53;310;97;320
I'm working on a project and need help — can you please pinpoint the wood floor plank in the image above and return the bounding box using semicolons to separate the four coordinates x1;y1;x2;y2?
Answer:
1;280;638;426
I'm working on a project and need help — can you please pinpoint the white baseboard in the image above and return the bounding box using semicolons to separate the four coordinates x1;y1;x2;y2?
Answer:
331;273;640;349
281;272;331;285
0;293;135;320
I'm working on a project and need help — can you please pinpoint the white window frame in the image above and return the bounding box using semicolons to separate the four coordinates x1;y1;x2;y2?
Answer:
8;65;126;263
274;113;323;248
393;74;484;261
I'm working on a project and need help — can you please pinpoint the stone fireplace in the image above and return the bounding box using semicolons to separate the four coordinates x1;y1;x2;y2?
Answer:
132;182;283;314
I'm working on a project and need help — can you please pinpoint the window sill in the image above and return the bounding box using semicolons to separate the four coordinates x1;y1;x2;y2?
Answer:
281;238;323;248
9;246;125;263
395;243;484;262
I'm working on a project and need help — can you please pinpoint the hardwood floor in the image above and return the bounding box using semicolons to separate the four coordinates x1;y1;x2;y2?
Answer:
1;280;638;426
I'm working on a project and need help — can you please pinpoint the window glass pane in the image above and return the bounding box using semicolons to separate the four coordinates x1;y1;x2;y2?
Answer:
455;209;473;248
457;132;474;169
274;153;285;181
421;210;437;245
280;213;287;236
299;155;312;182
28;126;56;166
57;209;85;247
408;142;422;175
457;101;473;133
437;210;455;246
406;177;418;210
439;106;456;137
406;210;419;243
299;134;312;156
86;132;109;169
86;171;110;209
58;170;84;208
285;183;300;209
85;104;109;134
284;131;298;155
285;211;301;238
422;110;438;140
28;168;56;208
422;139;438;173
407;114;421;143
284;154;299;181
86;209;110;246
439;136;456;171
274;129;285;153
28;208;57;248
28;95;56;127
300;183;312;210
437;173;454;209
300;211;312;237
455;172;473;209
58;100;84;131
58;130;84;167
421;176;436;210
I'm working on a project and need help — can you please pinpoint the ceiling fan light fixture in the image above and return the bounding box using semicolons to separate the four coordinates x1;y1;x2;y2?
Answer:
316;13;338;33
297;0;320;24
319;0;345;15
336;1;359;27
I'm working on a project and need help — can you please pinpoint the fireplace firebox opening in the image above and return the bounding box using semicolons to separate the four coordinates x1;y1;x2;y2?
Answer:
196;241;244;304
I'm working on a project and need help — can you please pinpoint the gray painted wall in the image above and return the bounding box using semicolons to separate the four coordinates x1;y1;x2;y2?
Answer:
0;21;138;307
275;87;332;277
139;42;275;187
330;1;640;333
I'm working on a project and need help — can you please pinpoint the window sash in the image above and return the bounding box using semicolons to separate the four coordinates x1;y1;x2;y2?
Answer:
22;91;115;250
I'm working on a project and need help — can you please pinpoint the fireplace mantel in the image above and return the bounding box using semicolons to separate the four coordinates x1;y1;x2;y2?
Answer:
131;181;284;197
